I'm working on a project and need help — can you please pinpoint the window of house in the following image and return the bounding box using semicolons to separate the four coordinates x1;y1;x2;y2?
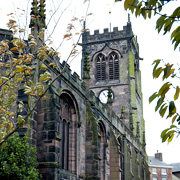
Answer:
109;52;119;80
96;53;106;81
59;94;77;173
161;168;167;174
152;168;157;174
153;178;157;180
162;178;167;180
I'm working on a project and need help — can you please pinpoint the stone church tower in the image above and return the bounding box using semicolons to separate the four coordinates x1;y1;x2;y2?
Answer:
82;17;145;142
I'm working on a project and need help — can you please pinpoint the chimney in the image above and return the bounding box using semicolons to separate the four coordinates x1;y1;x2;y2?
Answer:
155;150;163;161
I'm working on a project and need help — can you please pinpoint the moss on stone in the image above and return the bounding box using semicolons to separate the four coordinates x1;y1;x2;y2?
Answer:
37;162;60;168
129;51;135;77
79;174;100;180
86;102;98;143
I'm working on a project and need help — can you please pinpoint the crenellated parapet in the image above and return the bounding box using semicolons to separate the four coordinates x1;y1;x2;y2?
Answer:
0;29;13;41
83;24;133;44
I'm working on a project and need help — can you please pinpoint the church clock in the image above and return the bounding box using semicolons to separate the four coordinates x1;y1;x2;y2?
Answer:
99;90;113;104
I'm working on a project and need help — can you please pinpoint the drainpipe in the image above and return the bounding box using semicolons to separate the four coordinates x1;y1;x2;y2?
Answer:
122;135;126;180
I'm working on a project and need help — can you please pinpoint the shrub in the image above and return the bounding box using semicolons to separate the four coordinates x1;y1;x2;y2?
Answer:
0;133;40;180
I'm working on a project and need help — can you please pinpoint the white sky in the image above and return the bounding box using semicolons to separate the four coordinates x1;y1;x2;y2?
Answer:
1;0;180;164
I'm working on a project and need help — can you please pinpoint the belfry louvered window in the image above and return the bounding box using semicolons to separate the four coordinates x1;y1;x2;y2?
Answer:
109;52;119;80
96;53;106;81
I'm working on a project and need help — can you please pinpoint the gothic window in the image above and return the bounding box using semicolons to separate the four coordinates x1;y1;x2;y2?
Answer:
96;53;106;81
108;52;119;80
98;122;106;180
59;94;77;173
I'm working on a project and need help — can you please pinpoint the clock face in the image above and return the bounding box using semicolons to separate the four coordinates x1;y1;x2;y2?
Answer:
99;90;113;104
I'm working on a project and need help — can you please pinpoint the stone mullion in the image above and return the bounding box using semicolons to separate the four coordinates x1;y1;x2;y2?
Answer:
70;115;77;173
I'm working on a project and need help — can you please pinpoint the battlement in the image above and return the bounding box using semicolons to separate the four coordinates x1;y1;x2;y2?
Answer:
0;28;13;41
83;22;132;43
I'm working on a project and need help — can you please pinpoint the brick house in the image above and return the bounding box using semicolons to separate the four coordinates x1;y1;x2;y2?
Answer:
149;152;173;180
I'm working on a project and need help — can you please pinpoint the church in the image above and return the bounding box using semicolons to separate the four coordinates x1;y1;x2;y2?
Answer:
0;1;150;179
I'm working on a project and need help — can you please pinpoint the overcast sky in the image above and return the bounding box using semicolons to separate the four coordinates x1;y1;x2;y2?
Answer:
1;0;180;164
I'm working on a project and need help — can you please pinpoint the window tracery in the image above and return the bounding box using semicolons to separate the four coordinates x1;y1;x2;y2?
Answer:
98;122;106;180
59;94;77;173
96;53;106;81
109;52;119;80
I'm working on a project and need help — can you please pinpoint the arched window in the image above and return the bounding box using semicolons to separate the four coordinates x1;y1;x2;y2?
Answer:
109;52;119;80
96;53;106;81
98;122;106;180
59;94;77;173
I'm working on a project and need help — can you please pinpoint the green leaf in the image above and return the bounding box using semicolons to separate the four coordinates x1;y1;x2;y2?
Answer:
158;82;171;97
149;92;158;103
174;86;179;100
172;7;180;18
167;101;176;118
153;67;163;78
155;96;164;112
152;59;161;78
163;64;174;80
124;0;134;10
162;130;175;143
156;15;166;33
171;26;180;50
159;104;168;118
170;124;177;129
157;2;162;12
161;128;170;138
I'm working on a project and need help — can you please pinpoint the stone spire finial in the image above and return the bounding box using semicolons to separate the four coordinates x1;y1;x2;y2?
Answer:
38;0;46;29
129;112;134;131
29;0;38;29
83;20;86;30
136;121;140;138
107;86;113;104
142;131;146;147
120;106;126;120
83;51;90;80
128;13;131;23
29;0;46;41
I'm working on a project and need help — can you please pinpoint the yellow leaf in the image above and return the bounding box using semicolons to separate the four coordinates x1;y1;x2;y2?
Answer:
10;47;18;51
19;29;26;33
172;114;178;124
40;64;47;70
174;86;179;100
17;78;23;81
49;63;55;66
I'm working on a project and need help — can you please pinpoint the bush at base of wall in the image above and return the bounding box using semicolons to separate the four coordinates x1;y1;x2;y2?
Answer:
0;133;40;180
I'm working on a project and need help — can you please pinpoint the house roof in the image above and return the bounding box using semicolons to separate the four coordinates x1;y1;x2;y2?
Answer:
169;163;180;172
172;174;180;180
148;156;173;168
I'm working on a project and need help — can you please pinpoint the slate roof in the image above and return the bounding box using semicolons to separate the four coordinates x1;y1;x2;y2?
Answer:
172;174;180;180
148;156;173;168
169;163;180;172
